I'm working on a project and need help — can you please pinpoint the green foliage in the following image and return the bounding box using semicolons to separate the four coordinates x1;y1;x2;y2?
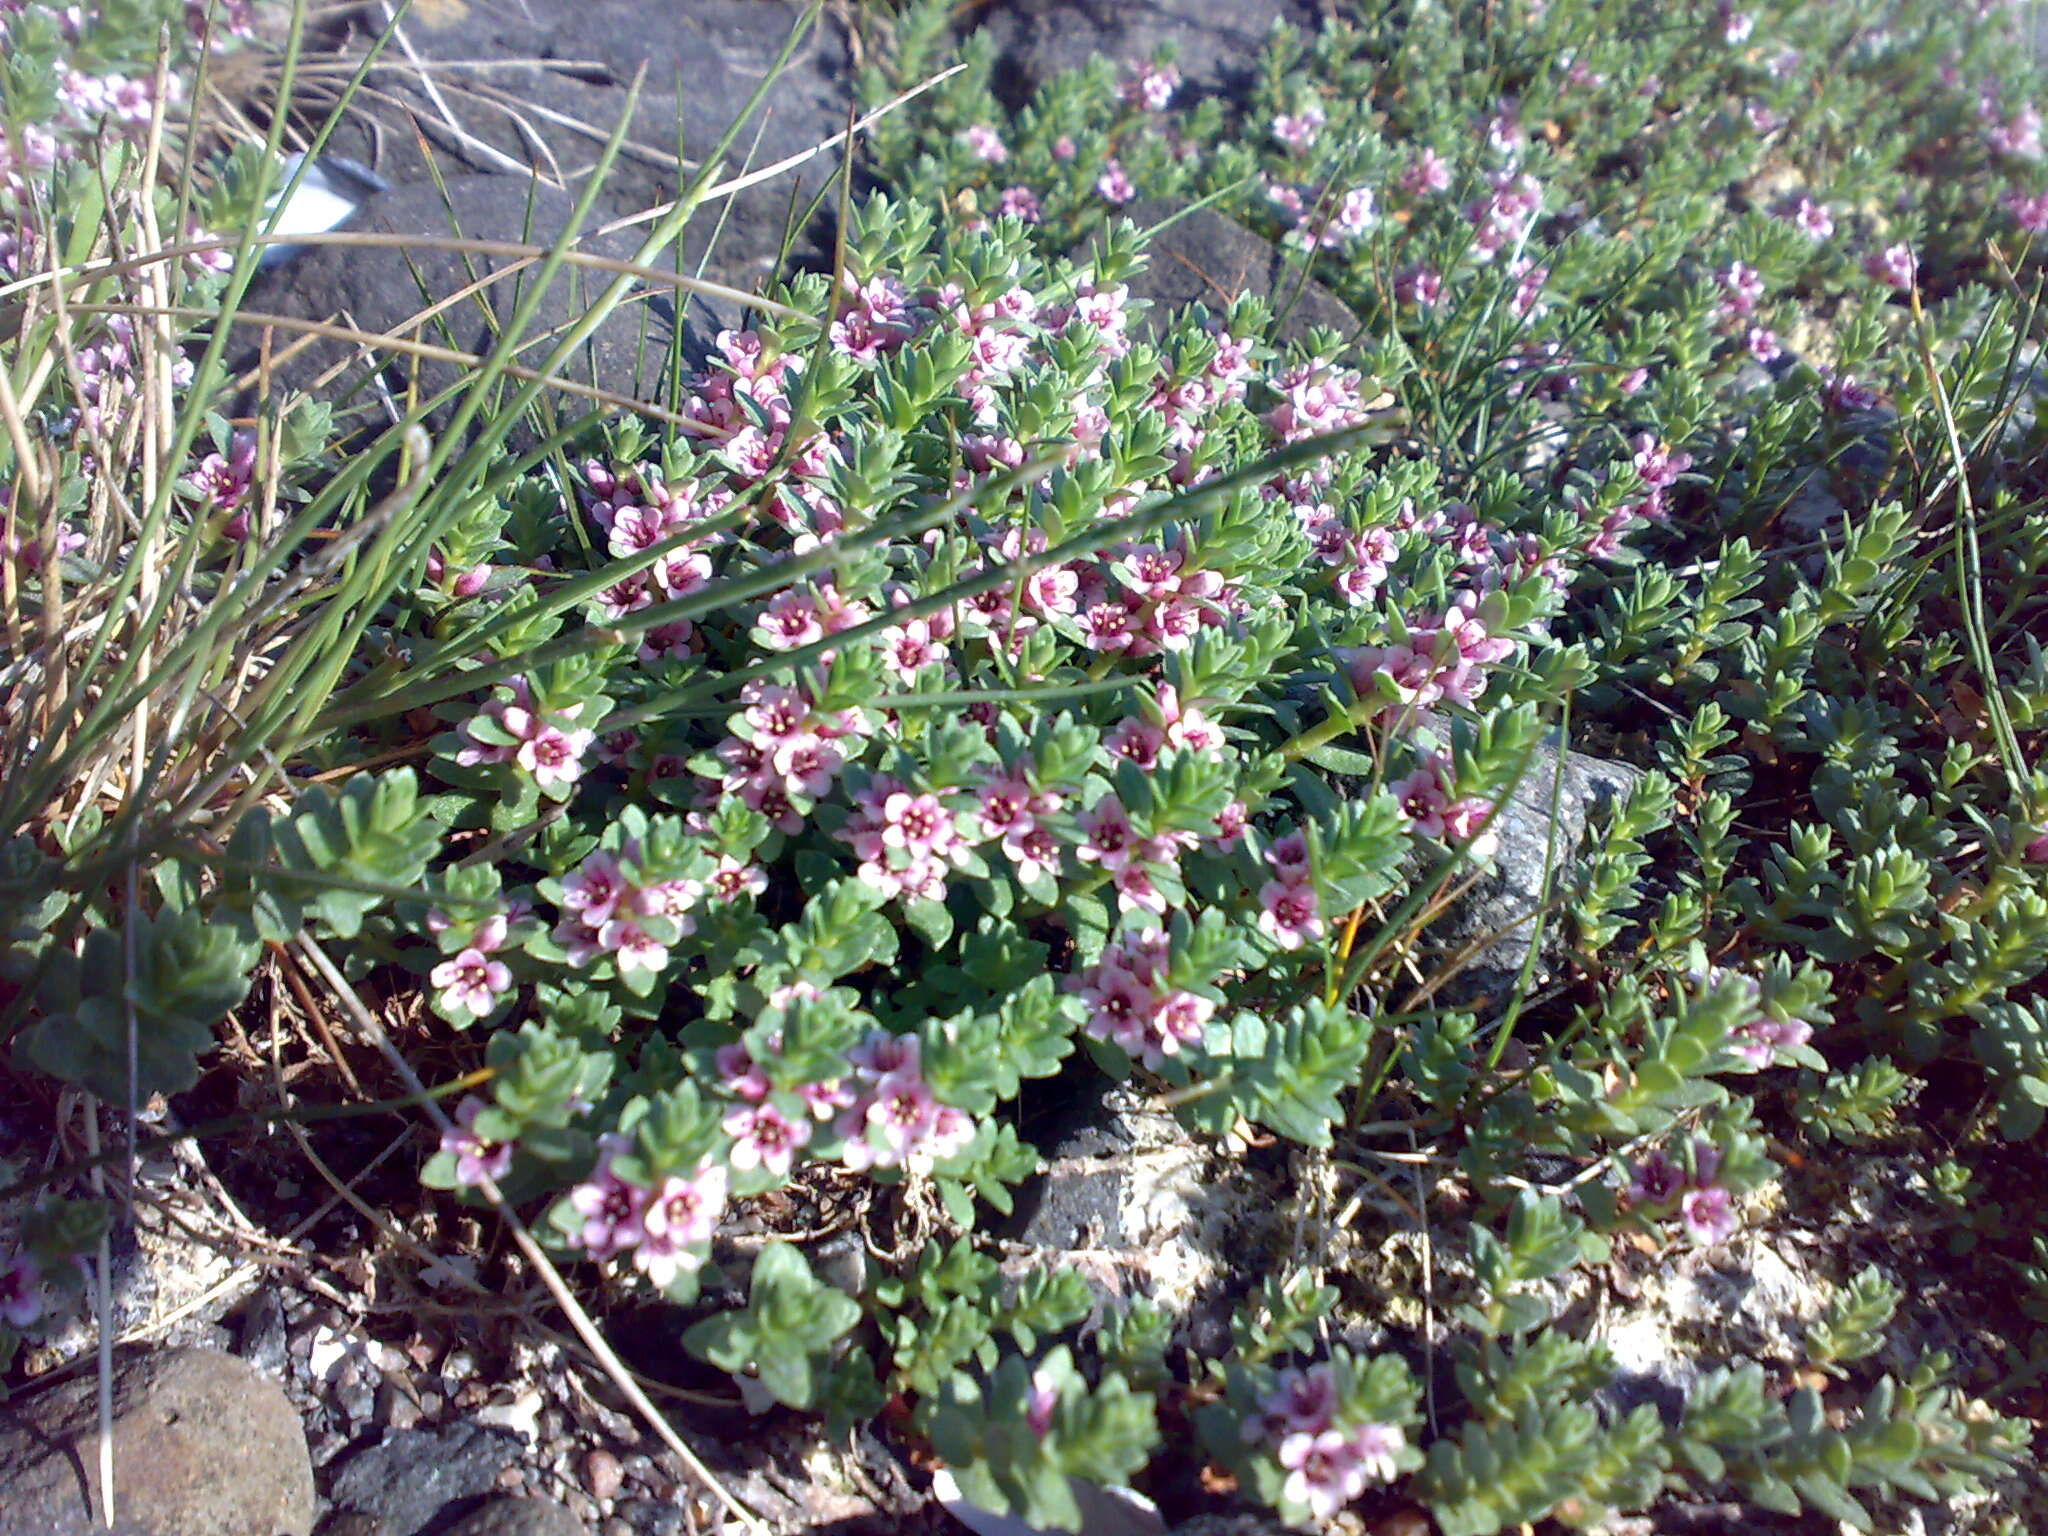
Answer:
1795;1057;1912;1144
920;1348;1160;1532
1463;1193;1601;1337
10;0;2048;1526
1184;999;1376;1146
1808;1268;1902;1373
22;906;259;1099
682;1243;863;1410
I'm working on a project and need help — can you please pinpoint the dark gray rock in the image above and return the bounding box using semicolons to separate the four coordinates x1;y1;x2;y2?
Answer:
441;1498;582;1536
326;0;849;288
608;1500;684;1536
36;1221;155;1365
239;172;740;430
324;1422;524;1536
1003;1081;1268;1359
232;1285;290;1379
315;1515;393;1536
1421;735;1644;1006
1008;1082;1184;1253
1167;1515;1306;1536
973;0;1319;112
0;1346;316;1536
1280;692;1647;1005
1103;198;1362;348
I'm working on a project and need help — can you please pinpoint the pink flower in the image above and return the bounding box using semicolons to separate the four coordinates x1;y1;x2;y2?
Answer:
1124;62;1179;111
708;856;769;903
1077;797;1139;871
1106;715;1168;769
1097;158;1135;204
1273;104;1326;150
1333;186;1377;236
1396;263;1443;308
0;1253;41;1330
1786;196;1835;239
2005;190;2048;233
503;710;595;791
1149;989;1214;1063
1680;1185;1738;1245
1003;824;1062;885
1631;432;1694;491
1443;797;1500;859
642;1163;728;1250
1025;1370;1061;1436
1078;962;1155;1056
1350;1423;1405;1482
438;1094;514;1186
1401;148;1451;196
2026;829;2048;862
636;1162;729;1287
1158;686;1225;757
716;1042;772;1102
186;431;258;515
1629;1149;1686;1205
856;1070;972;1172
974;773;1039;839
1258;879;1324;951
723;1102;812;1178
567;1136;649;1261
1987;105;2043;160
1745;326;1782;363
1510;260;1549;318
1278;1429;1369;1519
881;791;960;858
754;587;823;651
600;918;673;977
430;948;512;1021
961;124;1008;163
1731;1014;1813;1068
1717;261;1765;318
996;185;1044;224
1112;860;1170;916
1211;800;1250;850
1253;1364;1337;1440
1864;243;1917;291
1393;764;1450;838
1823;371;1882;412
882;618;949;682
560;850;628;928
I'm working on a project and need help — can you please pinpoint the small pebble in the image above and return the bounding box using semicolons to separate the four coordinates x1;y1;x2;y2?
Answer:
614;1498;685;1536
619;1453;656;1488
602;1522;632;1536
497;1465;527;1491
378;1380;420;1432
584;1449;624;1501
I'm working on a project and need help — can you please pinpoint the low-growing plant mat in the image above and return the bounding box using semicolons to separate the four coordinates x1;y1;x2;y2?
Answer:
4;1;2048;1533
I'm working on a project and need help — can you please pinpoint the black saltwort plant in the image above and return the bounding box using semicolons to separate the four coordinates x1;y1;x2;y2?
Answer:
4;0;2048;1529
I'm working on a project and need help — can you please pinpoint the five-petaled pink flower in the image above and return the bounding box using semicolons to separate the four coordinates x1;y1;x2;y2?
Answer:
722;1101;813;1178
439;1094;514;1187
0;1252;43;1330
430;948;512;1021
1258;878;1324;951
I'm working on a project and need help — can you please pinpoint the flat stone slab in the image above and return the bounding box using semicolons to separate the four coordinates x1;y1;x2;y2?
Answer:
973;0;1319;111
0;1347;314;1536
1101;197;1363;348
